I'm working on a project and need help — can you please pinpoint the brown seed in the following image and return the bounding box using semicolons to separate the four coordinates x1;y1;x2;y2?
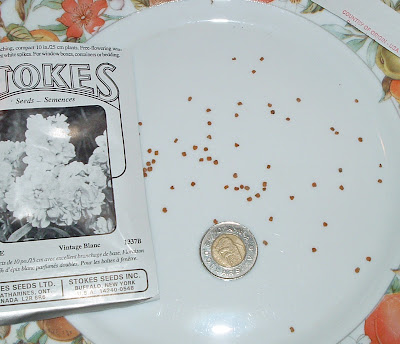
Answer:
338;168;343;173
289;196;295;200
207;135;212;139
213;219;218;224
207;156;212;161
286;117;290;121
262;181;267;187
247;197;252;202
233;173;238;178
240;185;244;189
143;172;147;177
224;185;229;189
267;103;272;107
147;148;152;153
148;166;153;172
162;207;167;213
323;222;328;227
188;96;192;101
191;182;196;187
155;151;159;155
335;131;339;135
235;113;239;118
237;102;243;106
270;110;275;114
355;99;359;103
138;121;143;126
232;57;236;61
366;257;372;262
244;186;250;191
296;98;301;102
170;186;174;190
174;138;178;143
312;248;317;253
146;161;151;166
207;121;212;126
330;127;335;131
260;57;264;61
312;182;317;187
182;152;187;157
358;137;363;142
206;108;211;112
235;143;240;147
234;187;239;191
255;193;260;198
152;159;156;164
379;163;382;168
143;167;147;172
266;165;271;169
378;179;383;183
355;267;360;273
339;185;344;190
269;217;273;222
262;187;267;191
193;145;198;150
199;158;204;162
263;240;268;245
204;147;208;152
290;327;295;333
213;160;219;165
252;70;256;74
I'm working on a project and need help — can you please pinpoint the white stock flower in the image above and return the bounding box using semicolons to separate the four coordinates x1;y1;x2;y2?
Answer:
89;131;110;175
23;114;75;170
92;216;114;234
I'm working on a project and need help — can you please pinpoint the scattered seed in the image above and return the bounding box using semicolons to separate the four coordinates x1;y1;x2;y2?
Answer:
207;156;212;161
366;257;372;262
358;137;363;142
255;193;260;198
290;327;295;333
323;222;328;227
147;148;152;153
207;135;212;139
240;185;244;189
155;151;159;155
146;161;151;167
262;182;267;187
266;165;271;169
170;186;174;190
143;172;147;177
213;219;218;224
143;167;147;172
204;147;209;152
188;96;192;101
263;240;268;245
206;108;211;112
191;182;196;187
355;99;359;103
199;158;204;162
213;160;219;165
237;101;243;106
234;187;239;191
148;166;153;172
162;207;167;213
335;131;339;135
296;98;301;102
244;186;250;191
312;248;317;253
286;117;290;121
207;121;212;126
262;187;267;191
138;121;142;126
379;163;382;168
339;185;344;190
260;57;264;61
330;127;335;131
233;173;238;178
312;182;317;188
378;179;383;183
247;197;252;202
193;145;198;150
234;113;239;118
182;152;187;157
174;138;178;143
232;57;236;61
252;70;256;74
235;143;240;147
355;267;360;273
290;196;294;200
224;185;229;189
338;168;343;173
152;159;156;164
269;217;273;222
270;110;275;115
267;103;272;107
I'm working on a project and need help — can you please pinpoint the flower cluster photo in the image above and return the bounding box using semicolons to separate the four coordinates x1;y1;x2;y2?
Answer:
0;105;116;242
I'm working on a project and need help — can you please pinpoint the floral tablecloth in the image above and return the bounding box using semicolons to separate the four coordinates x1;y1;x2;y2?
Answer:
1;0;400;343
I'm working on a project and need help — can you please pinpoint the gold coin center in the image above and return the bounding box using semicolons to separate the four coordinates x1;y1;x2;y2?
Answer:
211;234;246;268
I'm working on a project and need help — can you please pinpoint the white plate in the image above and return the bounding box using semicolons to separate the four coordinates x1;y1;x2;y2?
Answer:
69;0;400;342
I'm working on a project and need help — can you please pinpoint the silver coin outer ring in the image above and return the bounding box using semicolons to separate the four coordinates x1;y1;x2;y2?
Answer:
200;221;258;280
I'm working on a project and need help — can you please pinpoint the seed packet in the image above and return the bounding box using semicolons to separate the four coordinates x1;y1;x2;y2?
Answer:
0;42;158;324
